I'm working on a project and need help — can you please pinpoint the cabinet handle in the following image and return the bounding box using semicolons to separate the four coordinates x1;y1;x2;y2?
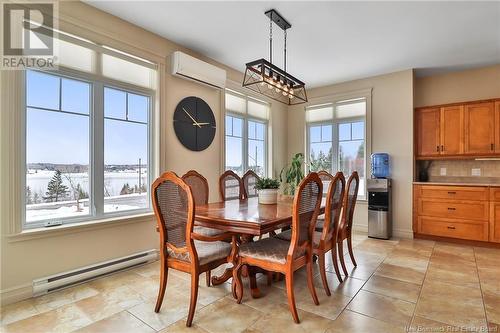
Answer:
441;145;444;152
436;145;440;152
447;207;456;211
447;191;456;195
447;226;456;230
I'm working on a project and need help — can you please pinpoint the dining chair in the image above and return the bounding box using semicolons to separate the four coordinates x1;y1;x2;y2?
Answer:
337;171;360;277
314;171;345;292
182;170;229;287
242;169;260;199
232;172;323;323
152;171;236;327
219;170;244;201
276;171;346;292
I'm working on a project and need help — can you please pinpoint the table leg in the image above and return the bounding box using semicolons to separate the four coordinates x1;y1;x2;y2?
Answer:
211;268;233;286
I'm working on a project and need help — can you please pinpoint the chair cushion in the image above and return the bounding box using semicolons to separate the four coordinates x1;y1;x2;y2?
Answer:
166;240;231;266
275;229;324;248
239;237;304;264
194;225;226;237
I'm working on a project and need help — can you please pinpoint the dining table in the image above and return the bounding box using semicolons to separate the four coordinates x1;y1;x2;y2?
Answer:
194;196;325;298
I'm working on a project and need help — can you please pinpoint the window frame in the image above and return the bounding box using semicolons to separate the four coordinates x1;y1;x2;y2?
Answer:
224;90;269;177
306;100;367;200
22;67;155;230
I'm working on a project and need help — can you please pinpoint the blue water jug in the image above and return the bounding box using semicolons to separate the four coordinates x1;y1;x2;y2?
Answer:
371;153;390;178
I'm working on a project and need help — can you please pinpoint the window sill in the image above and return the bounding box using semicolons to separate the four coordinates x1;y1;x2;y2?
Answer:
7;213;155;243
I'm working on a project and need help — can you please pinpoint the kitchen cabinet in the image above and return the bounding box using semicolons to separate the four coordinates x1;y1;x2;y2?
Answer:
464;102;495;155
490;188;500;243
496;101;500;154
415;99;500;159
416;108;440;157
414;184;491;242
440;105;464;155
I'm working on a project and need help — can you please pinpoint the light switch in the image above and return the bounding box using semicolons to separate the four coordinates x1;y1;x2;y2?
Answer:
440;168;447;176
472;168;481;176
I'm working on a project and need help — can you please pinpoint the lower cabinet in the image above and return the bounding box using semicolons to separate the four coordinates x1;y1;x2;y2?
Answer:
418;216;488;241
490;188;500;243
414;184;496;243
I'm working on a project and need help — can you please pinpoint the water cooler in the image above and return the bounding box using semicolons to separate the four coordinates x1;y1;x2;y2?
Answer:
368;153;392;239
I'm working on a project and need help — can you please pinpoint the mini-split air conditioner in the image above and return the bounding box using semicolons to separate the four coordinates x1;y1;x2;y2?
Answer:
171;51;226;89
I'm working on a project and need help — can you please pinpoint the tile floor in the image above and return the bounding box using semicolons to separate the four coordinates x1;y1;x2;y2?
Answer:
1;233;499;333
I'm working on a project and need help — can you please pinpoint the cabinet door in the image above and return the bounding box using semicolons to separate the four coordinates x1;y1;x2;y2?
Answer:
440;105;464;155
416;108;440;157
495;101;500;153
491;202;500;243
465;102;495;155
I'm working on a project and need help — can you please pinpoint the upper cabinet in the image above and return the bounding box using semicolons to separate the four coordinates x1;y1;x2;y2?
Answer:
416;108;440;157
464;102;495;155
415;99;500;159
496;101;500;154
441;105;464;156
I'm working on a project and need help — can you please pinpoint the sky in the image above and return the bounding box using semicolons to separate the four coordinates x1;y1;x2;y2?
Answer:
26;70;148;165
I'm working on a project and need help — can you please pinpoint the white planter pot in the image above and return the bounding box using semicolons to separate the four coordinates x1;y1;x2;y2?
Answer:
258;189;278;204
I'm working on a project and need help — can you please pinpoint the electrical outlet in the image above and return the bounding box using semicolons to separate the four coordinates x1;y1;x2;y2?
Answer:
471;168;481;176
440;168;447;176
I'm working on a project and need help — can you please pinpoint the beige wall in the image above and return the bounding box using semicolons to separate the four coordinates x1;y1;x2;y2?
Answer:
414;64;500;107
0;2;287;304
287;70;415;237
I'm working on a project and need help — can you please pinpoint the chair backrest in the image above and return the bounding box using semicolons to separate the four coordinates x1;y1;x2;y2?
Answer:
219;170;244;201
287;172;323;260
242;170;260;199
339;171;360;237
152;171;195;257
182;170;209;206
317;171;345;244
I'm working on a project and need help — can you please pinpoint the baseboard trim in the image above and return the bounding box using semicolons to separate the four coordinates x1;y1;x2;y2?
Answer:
393;228;414;239
0;283;32;306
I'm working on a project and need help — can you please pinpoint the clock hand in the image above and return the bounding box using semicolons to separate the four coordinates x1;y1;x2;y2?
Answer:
194;122;210;126
182;107;201;128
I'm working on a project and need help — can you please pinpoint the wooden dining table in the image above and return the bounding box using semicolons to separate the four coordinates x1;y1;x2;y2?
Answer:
194;196;325;298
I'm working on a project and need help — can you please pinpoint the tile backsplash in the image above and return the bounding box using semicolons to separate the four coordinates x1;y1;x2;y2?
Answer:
417;159;500;184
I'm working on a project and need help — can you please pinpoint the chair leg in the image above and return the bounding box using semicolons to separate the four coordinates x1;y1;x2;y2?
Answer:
318;252;331;296
205;270;211;287
266;271;273;286
285;270;300;324
338;241;349;277
347;234;357;267
306;257;320;305
154;257;168;313
186;272;199;327
331;241;343;283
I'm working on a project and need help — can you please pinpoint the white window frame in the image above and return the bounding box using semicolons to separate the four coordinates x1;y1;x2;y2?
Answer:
22;65;156;230
224;90;269;177
306;94;370;200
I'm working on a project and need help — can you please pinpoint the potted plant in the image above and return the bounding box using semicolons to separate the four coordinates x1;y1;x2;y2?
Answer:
279;153;305;199
255;177;280;204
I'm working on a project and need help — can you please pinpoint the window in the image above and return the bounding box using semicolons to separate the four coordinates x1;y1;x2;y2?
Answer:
307;98;367;199
225;90;269;177
24;31;156;229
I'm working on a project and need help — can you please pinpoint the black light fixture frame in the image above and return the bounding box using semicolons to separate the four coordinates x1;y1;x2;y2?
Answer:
242;9;308;105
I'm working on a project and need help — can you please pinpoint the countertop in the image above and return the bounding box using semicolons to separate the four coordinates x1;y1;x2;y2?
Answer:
413;181;500;187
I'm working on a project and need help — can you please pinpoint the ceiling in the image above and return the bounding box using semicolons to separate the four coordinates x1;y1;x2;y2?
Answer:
86;1;500;88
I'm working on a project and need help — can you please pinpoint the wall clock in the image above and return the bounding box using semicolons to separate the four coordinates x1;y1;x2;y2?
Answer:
173;96;216;151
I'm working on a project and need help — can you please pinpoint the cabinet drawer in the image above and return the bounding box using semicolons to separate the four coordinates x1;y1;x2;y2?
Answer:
418;216;488;241
419;185;488;201
490;187;500;202
418;198;489;221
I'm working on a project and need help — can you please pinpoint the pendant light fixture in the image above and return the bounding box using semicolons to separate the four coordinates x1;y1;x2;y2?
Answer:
242;9;307;105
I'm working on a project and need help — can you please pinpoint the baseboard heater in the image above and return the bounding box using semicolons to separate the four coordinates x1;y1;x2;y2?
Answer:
33;249;158;297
